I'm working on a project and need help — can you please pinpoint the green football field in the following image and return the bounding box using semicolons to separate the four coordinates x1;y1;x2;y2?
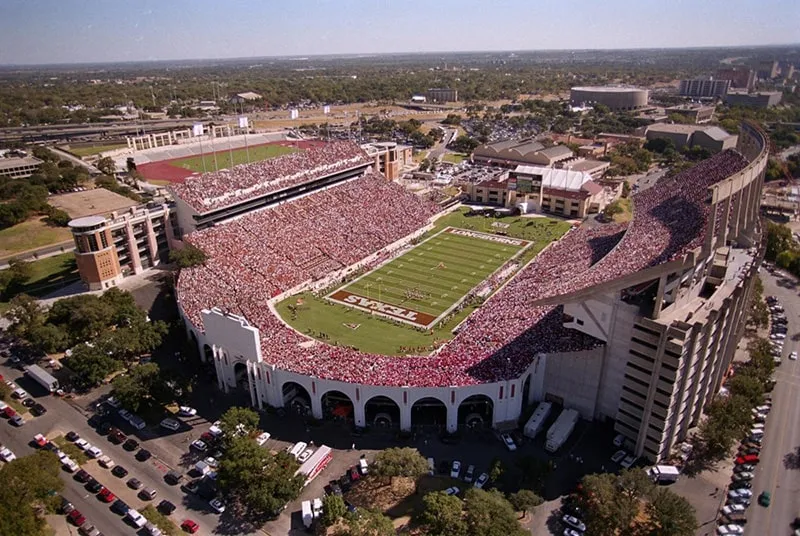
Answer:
169;143;298;173
328;228;529;328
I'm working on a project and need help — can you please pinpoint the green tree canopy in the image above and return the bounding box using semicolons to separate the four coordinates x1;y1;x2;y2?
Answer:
62;343;122;387
320;494;348;528
0;450;64;536
170;244;208;268
334;508;395;536
372;447;429;479
463;488;527;536
417;491;466;536
507;489;543;518
219;406;260;447
217;437;304;517
96;156;116;176
112;362;171;412
645;487;697;536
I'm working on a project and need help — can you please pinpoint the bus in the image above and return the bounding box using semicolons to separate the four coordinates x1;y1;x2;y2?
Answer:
295;445;332;485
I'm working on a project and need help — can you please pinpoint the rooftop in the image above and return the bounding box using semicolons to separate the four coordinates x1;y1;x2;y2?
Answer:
0;156;43;171
514;165;593;192
571;86;647;93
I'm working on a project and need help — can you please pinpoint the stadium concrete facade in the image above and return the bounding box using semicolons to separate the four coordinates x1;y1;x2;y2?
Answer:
174;125;768;462
570;86;649;111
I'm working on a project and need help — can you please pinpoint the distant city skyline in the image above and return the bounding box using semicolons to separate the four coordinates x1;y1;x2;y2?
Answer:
1;0;798;65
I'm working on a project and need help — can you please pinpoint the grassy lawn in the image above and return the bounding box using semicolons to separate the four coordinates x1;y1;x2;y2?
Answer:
66;143;127;157
6;253;79;296
142;505;178;535
169;144;297;173
52;435;88;465
442;153;467;164
276;209;570;355
0;218;73;258
611;198;633;223
346;475;462;523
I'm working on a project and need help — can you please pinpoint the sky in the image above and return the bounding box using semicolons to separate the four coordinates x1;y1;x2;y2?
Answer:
1;0;799;65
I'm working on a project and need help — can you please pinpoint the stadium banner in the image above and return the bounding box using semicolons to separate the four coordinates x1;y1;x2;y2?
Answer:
192;123;204;137
327;290;436;328
446;227;530;247
238;116;249;128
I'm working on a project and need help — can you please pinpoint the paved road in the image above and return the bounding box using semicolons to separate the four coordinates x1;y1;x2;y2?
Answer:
0;364;218;535
745;270;800;535
48;146;101;174
429;127;458;161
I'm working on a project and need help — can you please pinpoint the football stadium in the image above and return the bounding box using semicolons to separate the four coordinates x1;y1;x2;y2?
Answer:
173;123;769;462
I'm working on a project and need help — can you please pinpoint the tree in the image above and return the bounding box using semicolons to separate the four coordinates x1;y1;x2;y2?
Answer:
602;200;624;220
112;362;170;412
43;206;70;227
334;509;395;536
62;343;122;387
507;489;542;518
450;135;479;154
765;221;793;261
417;491;466;536
170;244;208;268
418;158;431;172
0;381;11;401
4;294;45;341
217;437;303;517
488;458;504;484
645;488;697;536
463;488;527;536
26;323;69;354
372;447;429;479
0;259;32;299
219;406;260;445
96;157;116;176
727;373;766;406
320;494;347;527
576;472;640;535
0;450;63;536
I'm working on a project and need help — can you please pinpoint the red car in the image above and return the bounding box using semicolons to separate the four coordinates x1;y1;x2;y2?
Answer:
97;487;116;503
181;519;199;533
200;431;215;443
736;454;759;465
2;406;16;418
68;509;86;526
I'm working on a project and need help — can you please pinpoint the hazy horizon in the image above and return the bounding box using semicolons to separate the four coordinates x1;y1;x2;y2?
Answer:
1;0;799;66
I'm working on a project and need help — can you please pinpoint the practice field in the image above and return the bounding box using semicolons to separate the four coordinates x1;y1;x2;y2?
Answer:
327;227;530;329
169;143;298;173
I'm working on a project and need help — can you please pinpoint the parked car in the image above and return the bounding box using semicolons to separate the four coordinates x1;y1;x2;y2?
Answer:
181;519;199;534
501;433;517;451
732;471;754;482
136;449;152;461
450;460;461;479
758;491;771;507
474;472;489;489
158;500;176;515
464;465;475;483
178;406;197;417
98;487;116;503
717;525;744;535
445;486;460;496
85;478;103;493
562;515;586;532
127;477;143;490
112;465;128;478
209;498;225;513
736;454;759;465
256;432;271;446
190;439;207;452
611;450;627;464
123;438;139;451
110;499;129;515
68;509;86;526
160;418;180;431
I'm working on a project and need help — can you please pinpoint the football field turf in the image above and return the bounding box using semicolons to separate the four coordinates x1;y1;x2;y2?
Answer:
169;143;298;173
327;227;530;328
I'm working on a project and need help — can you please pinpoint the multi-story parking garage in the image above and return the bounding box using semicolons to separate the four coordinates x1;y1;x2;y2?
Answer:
175;125;768;462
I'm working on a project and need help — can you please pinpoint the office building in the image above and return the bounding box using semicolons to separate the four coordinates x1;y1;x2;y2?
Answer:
570;86;649;111
0;156;44;179
678;79;730;99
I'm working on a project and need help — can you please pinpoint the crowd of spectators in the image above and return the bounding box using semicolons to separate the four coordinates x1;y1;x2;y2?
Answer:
177;148;752;388
171;141;372;213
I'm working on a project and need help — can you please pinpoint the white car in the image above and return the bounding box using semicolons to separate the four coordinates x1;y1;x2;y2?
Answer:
208;421;223;437
74;438;89;450
474;472;489;489
501;433;517;451
728;488;753;499
62;458;79;472
450;460;461;479
178;406;197;417
613;433;625;447
190;439;207;452
621;454;638;468
611;450;627;464
721;504;746;515
209;498;225;514
86;446;103;458
464;465;475;483
298;449;314;463
445;486;460;496
160;418;180;431
562;515;586;532
98;455;115;469
564;529;582;536
0;447;16;462
770;333;786;340
791;351;798;361
717;525;744;535
204;456;219;468
256;432;271;446
732;471;754;481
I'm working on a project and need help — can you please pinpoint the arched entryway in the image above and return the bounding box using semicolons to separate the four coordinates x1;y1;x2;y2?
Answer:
321;390;354;422
233;362;248;388
364;395;400;428
411;397;448;429
282;381;311;415
458;394;494;429
521;375;532;408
